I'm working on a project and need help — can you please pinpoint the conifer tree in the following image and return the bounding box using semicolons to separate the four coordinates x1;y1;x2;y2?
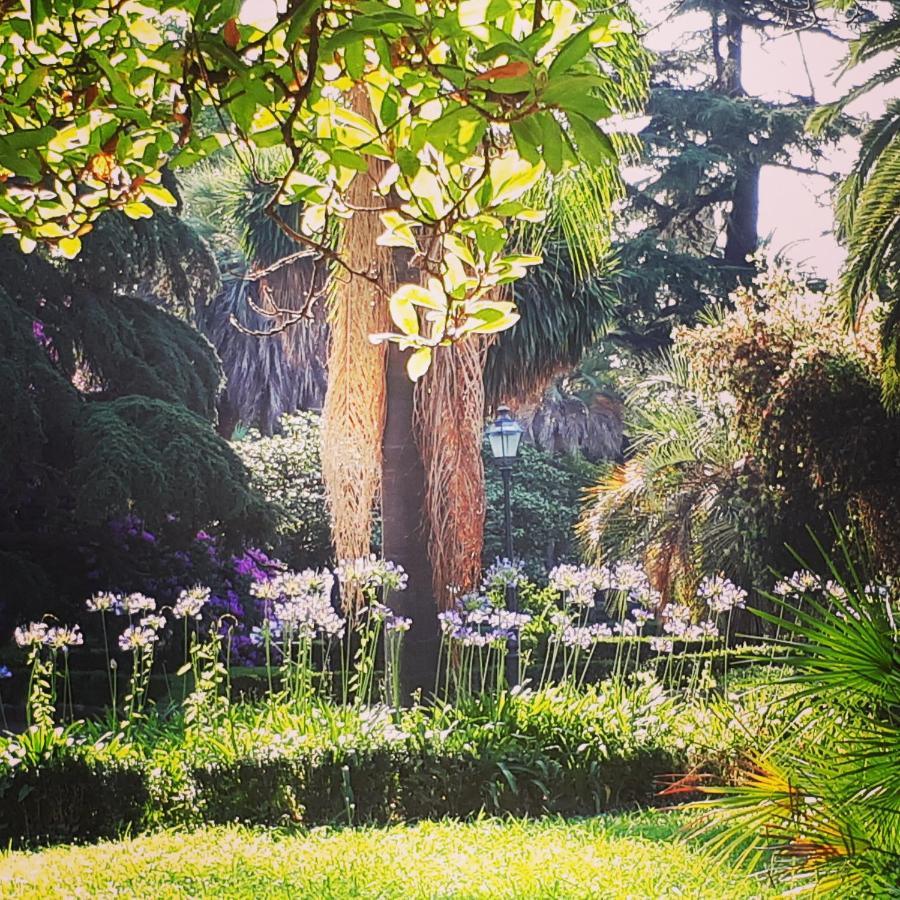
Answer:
609;1;847;352
0;219;271;632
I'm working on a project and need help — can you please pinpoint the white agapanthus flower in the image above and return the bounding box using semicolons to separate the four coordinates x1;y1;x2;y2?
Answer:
14;622;48;648
121;592;156;615
172;585;211;620
85;591;120;613
698;574;747;614
45;625;84;650
118;625;159;651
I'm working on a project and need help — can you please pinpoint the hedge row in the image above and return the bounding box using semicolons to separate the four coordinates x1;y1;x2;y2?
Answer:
0;744;677;848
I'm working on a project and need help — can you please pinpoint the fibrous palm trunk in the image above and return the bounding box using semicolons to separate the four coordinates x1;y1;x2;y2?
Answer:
321;90;392;590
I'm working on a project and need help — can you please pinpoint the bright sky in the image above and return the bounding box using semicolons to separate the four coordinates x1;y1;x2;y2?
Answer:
638;3;896;280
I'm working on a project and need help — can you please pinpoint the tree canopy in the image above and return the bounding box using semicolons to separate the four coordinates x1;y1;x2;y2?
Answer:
0;0;648;378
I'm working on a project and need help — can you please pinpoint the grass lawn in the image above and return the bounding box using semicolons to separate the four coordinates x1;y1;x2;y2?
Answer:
0;810;772;899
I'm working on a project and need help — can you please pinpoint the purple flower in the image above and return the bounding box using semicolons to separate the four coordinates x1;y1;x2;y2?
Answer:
0;666;12;680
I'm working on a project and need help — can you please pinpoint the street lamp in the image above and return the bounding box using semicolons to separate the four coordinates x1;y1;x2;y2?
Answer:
486;405;523;686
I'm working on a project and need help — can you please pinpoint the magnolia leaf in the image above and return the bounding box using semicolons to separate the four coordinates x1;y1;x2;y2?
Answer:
301;204;327;235
407;346;433;381
393;282;444;311
123;201;155;219
142;183;178;207
129;17;162;45
377;211;418;250
223;18;240;49
56;236;82;258
389;293;420;336
476;60;531;81
491;157;545;206
566;112;615;166
466;308;520;335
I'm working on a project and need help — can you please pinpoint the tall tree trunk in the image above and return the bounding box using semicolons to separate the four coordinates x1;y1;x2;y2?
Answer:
720;11;759;274
724;164;760;268
381;343;439;697
321;89;390;590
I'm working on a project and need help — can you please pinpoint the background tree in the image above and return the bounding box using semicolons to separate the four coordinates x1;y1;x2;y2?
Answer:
607;0;848;354
0;219;271;634
810;2;900;405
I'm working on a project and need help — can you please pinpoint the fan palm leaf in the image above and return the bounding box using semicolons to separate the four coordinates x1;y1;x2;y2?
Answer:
579;348;749;600
180;151;330;430
691;536;900;895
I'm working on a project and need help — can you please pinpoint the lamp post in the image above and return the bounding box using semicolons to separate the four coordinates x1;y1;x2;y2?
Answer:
486;405;523;687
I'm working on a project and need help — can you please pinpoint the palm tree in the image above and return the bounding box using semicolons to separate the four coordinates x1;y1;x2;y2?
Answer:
180;153;329;434
692;539;900;894
810;3;900;405
579;350;751;603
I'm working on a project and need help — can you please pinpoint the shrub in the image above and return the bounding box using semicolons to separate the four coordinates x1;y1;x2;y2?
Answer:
233;412;331;569
583;265;900;601
0;756;148;848
484;443;598;578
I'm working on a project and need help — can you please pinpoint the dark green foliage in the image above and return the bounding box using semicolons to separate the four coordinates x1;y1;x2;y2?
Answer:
62;207;221;319
484;443;599;577
484;239;618;404
190;743;673;827
71;397;269;535
0;757;148;848
608;4;848;355
0;223;271;632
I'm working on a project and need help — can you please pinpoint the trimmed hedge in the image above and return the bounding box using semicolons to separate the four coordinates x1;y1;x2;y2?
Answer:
0;743;677;847
191;744;675;827
0;757;148;848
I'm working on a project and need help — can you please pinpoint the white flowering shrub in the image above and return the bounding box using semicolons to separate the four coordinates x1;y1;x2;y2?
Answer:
233;412;331;568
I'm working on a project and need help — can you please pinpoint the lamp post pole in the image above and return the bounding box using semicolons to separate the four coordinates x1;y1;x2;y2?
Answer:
501;464;519;687
486;406;523;690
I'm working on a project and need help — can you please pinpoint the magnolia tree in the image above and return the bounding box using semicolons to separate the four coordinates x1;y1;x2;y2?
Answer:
0;0;641;373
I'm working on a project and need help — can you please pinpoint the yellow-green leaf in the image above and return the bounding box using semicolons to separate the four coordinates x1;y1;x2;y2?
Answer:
407;347;432;381
142;183;178;207
123;201;154;219
393;282;445;311
389;292;420;336
57;236;82;258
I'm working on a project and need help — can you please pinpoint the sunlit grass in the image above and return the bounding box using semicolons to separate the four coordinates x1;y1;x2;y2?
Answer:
0;810;775;899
